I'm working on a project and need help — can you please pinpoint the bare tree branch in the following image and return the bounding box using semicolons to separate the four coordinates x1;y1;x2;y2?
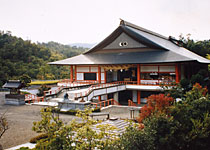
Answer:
0;110;9;139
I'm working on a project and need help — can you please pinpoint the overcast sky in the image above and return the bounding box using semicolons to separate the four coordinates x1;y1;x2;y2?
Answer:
0;0;210;44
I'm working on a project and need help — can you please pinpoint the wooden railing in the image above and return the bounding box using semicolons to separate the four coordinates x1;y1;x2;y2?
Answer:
58;79;176;87
91;99;120;109
25;94;44;104
74;82;124;99
43;86;65;97
128;99;137;107
41;80;175;101
58;80;98;87
25;80;176;104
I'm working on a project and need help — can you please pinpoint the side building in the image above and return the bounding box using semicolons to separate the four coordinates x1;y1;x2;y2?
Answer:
49;19;210;105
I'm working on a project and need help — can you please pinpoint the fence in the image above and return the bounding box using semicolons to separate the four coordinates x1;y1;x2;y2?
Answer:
25;94;44;104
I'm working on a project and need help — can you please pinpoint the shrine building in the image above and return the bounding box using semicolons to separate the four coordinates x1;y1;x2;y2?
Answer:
49;19;210;105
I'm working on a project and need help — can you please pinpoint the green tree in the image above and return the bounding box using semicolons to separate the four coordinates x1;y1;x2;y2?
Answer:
120;83;210;150
37;85;51;97
32;107;73;150
32;107;119;150
0;30;85;85
20;74;31;86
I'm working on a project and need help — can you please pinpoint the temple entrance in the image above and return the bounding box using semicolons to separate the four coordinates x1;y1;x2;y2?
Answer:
104;65;137;83
106;70;118;83
117;67;137;82
119;90;132;105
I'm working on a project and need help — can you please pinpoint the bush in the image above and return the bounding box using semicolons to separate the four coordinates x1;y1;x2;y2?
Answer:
191;74;204;86
20;91;31;95
29;133;48;143
120;124;155;150
180;78;190;90
93;107;101;112
37;85;51;96
20;74;31;87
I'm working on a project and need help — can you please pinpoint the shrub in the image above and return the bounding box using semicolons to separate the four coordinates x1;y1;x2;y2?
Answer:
93;108;101;112
37;85;51;96
138;94;174;123
20;74;31;87
191;74;204;86
180;78;190;90
29;133;48;143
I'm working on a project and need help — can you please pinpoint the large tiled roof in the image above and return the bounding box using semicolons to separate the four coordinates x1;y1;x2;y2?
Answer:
49;20;210;65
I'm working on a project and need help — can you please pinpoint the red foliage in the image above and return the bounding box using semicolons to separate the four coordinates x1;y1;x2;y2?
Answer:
138;94;174;123
193;83;208;96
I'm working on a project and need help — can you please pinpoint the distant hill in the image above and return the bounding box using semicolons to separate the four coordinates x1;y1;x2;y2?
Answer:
69;43;96;49
0;33;85;86
39;41;88;58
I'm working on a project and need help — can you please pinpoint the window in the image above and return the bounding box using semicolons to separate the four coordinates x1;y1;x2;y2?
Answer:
159;73;175;82
141;72;176;82
84;73;96;80
141;73;159;80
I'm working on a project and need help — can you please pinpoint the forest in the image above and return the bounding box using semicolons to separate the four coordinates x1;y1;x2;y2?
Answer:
0;31;87;86
0;31;210;87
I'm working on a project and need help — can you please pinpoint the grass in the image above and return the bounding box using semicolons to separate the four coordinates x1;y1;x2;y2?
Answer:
29;80;59;85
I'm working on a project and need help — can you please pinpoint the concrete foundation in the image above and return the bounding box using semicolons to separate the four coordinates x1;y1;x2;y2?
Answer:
58;100;91;111
5;94;25;105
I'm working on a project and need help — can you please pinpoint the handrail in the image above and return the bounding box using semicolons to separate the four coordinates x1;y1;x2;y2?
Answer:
128;99;137;107
58;79;175;87
25;94;44;104
73;82;126;100
43;86;65;97
58;80;99;87
40;80;176;102
91;98;120;109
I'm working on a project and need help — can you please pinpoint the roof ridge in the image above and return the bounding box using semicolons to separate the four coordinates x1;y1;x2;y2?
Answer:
120;19;169;40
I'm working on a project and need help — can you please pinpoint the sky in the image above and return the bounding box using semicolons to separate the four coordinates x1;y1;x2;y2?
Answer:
0;0;210;45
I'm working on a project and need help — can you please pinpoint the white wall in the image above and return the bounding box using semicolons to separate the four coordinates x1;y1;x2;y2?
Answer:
76;66;105;82
132;90;137;102
159;66;175;72
77;67;89;72
141;66;158;72
76;73;84;80
114;92;119;102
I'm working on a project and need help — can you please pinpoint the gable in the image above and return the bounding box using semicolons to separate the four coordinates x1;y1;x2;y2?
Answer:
103;32;147;50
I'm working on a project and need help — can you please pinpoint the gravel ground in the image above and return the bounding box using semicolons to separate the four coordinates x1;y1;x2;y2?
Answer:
0;92;78;149
0;92;139;149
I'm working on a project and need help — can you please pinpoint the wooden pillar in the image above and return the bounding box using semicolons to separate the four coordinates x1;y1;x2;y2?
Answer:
137;64;140;85
175;64;179;83
98;66;101;83
70;65;73;83
98;65;101;101
179;64;182;80
137;91;141;105
104;69;107;83
75;66;77;81
98;96;101;101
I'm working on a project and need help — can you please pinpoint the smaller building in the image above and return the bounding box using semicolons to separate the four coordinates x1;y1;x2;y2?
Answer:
2;80;25;105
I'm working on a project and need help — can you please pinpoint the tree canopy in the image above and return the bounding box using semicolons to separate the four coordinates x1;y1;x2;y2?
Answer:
0;31;86;86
